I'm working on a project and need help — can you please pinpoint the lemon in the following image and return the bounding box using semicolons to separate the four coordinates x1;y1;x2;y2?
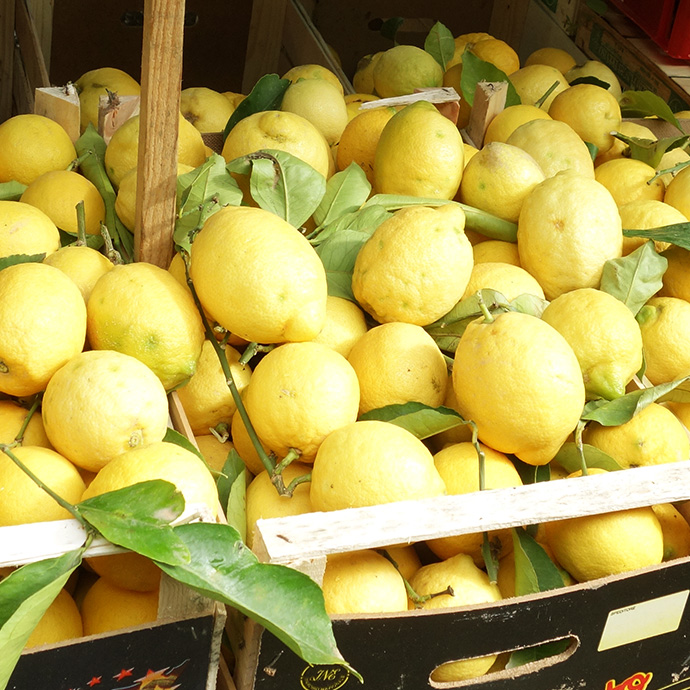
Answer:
428;374;474;453
441;63;472;129
525;46;577;74
459;141;545;223
663;164;690;219
472;240;521;266
20;169;106;236
222;91;246;110
657;147;690;187
594;158;665;207
176;339;252;436
190;205;327;344
221;110;332;181
282;63;344;95
41;349;169;472
351;203;473;326
660;245;690;301
594;120;656;166
497;543;574;598
619;199;684;255
652;503;690;560
383;545;422;581
194;433;234;473
0;262;87;397
373;100;464;199
81;577;159;636
0;114;77;185
335;105;397;184
25;588;83;648
321;549;409;614
508;64;570;110
517;171;622;300
352;53;383;94
43;245;114;303
541;288;643;400
312;295;369;358
426;442;523;565
462;261;545;301
281;78;349;146
344;92;380;120
545;473;663;582
469;38;520;75
243;341;360;463
230;408;275;476
347;321;448;415
409;553;502;682
506;119;595;179
453;311;585;466
483;104;552;145
0;399;52;448
662;400;690;430
86;551;161;592
548;83;622;154
0;445;85;525
463;142;480;166
372;45;443;98
565;60;622;100
104;113;207;188
636;297;690;385
87;261;205;391
180;86;236;133
75;67;141;134
310;420;446;511
0;199;61;259
246;461;313;550
82;440;218;517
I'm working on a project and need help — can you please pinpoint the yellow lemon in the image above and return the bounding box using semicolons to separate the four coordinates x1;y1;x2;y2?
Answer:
347;321;448;415
25;588;83;648
230;408;275;476
194;433;235;473
619;199;684;255
636;296;690;385
472;240;521;266
87;262;205;391
382;545;423;581
428;374;474;453
470;38;520;75
0;199;61;259
312;295;369;358
565;60;622;99
282;63;344;95
657;147;690;187
541;288;643;400
373;100;464;199
0;399;52;448
222;91;246;110
75;66;141;134
508;64;570;110
372;44;444;98
483;104;552;145
176;339;252;436
462;261;545;301
652;503;690;560
506;118;595;179
190;205;327;344
180;86;236;133
85;551;161;593
352;53;383;94
517;171;623;300
0;445;85;526
548;83;622;154
453;311;585;466
594;120;656;166
0;114;77;185
243;341;360;463
458;141;545;223
441;62;472;129
344;92;380;120
0;262;86;397
43;245;114;303
426;442;523;565
663;164;690;219
525;46;577;74
351;203;473;326
310;420;446;511
660;244;690;301
594;158;665;207
41;349;170;472
321;550;409;614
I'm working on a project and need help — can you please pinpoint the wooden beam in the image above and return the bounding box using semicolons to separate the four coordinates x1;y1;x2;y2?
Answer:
242;0;288;93
0;0;15;120
489;0;530;51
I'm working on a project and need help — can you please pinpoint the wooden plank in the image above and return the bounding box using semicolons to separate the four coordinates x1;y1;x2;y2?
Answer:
25;0;51;74
134;0;185;268
242;0;288;94
0;0;15;120
488;0;531;51
14;0;49;92
34;85;80;141
11;44;33;115
464;80;508;148
253;461;690;569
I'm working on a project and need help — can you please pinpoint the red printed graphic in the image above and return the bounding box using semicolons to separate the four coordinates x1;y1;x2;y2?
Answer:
605;671;653;690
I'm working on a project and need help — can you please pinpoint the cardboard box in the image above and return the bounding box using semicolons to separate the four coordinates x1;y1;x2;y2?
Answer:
234;462;690;690
535;0;580;37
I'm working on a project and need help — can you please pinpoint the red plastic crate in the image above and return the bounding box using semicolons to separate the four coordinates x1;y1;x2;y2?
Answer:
608;0;690;60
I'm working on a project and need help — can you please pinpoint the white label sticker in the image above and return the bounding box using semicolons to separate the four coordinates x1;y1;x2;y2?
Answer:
598;590;689;652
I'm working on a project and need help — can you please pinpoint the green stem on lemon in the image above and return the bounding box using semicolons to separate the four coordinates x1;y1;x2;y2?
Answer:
575;419;588;476
476;291;495;324
11;395;42;448
75;200;87;246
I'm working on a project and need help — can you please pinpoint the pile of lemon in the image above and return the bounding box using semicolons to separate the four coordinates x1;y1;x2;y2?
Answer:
2;29;690;681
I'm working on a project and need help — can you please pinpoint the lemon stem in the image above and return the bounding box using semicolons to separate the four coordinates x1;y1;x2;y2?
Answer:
75;200;87;246
476;291;495;324
12;395;42;447
377;548;452;606
100;222;123;264
575;420;588;476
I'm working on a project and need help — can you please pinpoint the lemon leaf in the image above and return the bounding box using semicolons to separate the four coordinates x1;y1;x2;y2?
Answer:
552;442;622;472
359;402;465;439
0;549;83;689
616;132;690;168
312;162;371;228
619;90;683;131
216;449;247;542
0;180;26;201
424;21;455;71
512;526;565;596
0;254;45;272
461;50;520;107
623;221;690;251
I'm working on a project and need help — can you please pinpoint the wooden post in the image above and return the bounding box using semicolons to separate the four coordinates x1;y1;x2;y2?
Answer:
242;0;288;93
134;0;185;268
0;0;15;121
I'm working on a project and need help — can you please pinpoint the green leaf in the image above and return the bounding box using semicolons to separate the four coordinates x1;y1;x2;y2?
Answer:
163;426;207;463
461;50;521;107
584;141;599;160
380;17;404;43
76;480;191;566
600;241;668;315
242;150;327;228
58;228;105;250
223;74;290;141
0;254;45;272
359;403;465;440
568;75;611;89
552;442;623;473
512;527;566;596
513;458;552;485
581;376;690;425
614;132;690;168
623;222;690;251
506;639;572;670
618;91;683;131
216;449;247;543
510;293;549;318
312;163;371;228
424;21;456;70
159;522;357;674
0;180;27;201
0;549;83;689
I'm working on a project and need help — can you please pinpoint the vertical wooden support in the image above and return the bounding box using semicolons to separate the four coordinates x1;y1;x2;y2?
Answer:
242;0;288;93
0;0;15;121
134;0;185;268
